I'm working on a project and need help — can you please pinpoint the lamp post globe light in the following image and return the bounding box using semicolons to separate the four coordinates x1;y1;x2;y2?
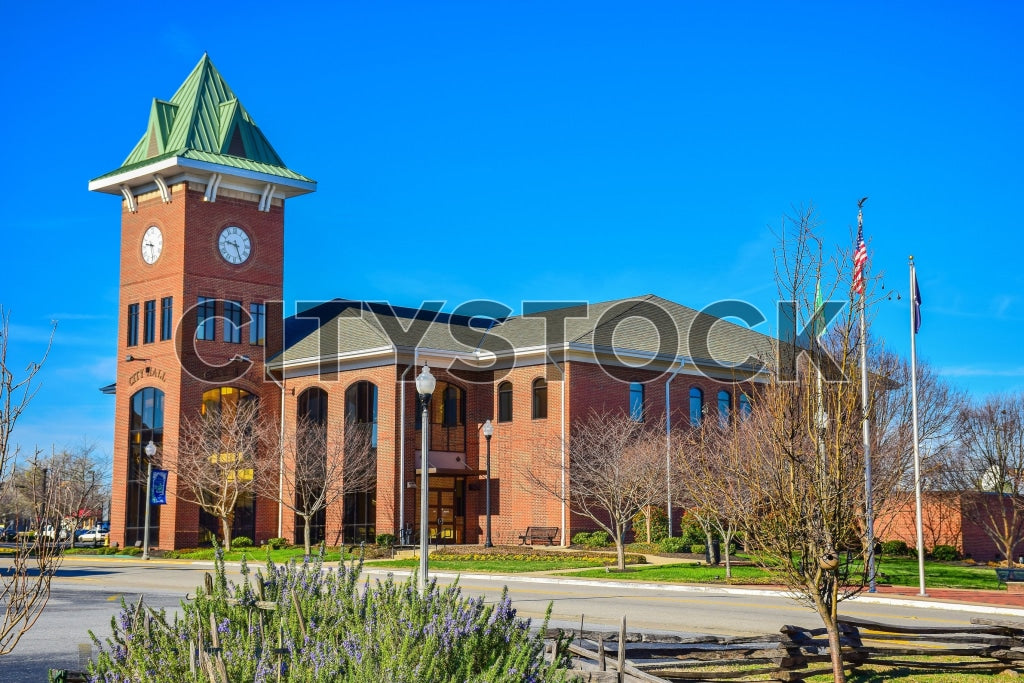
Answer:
142;439;157;561
415;363;436;593
482;419;494;548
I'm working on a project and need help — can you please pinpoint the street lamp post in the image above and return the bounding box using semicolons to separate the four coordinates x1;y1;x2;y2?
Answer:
415;363;436;593
482;419;494;548
142;440;157;561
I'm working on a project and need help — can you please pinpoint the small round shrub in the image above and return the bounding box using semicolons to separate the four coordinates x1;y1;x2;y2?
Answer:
931;544;961;562
232;536;253;548
659;537;689;554
266;537;288;550
880;539;909;556
571;531;592;546
584;531;611;548
376;533;395;548
690;544;707;555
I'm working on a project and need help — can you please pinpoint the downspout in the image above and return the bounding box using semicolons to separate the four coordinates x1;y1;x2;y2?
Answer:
398;350;415;538
664;357;686;537
278;374;285;539
547;350;568;546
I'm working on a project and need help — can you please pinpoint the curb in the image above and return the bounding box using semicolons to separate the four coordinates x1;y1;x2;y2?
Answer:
363;568;1024;618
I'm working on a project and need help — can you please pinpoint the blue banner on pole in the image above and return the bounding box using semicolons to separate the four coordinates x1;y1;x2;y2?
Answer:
150;469;168;505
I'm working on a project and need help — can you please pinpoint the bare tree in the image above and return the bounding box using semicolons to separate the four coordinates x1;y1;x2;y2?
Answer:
0;307;60;656
270;415;375;553
939;393;1024;565
676;415;753;579
175;398;276;551
44;443;109;538
731;207;871;682
532;410;663;570
868;350;964;542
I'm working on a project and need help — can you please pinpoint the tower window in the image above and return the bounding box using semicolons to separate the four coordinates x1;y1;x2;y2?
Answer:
127;303;139;347
249;303;265;346
143;300;156;344
224;300;242;344
197;297;216;341
161;297;173;341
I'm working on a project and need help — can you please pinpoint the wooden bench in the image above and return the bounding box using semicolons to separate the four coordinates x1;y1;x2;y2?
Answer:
518;526;558;545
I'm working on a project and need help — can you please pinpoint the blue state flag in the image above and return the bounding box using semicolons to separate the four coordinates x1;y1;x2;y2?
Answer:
150;468;168;505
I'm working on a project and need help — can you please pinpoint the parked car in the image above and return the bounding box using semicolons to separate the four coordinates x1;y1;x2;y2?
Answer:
77;523;110;547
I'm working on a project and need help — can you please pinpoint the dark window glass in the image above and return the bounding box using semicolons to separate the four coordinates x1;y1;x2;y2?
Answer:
629;382;644;422
497;382;513;422
224;300;242;344
298;387;328;425
126;387;164;547
532;378;548;420
429;381;464;429
249;303;265;346
160;297;173;341
345;381;378;448
143;300;155;344
127;303;139;347
689;387;703;427
197;297;216;341
718;390;731;427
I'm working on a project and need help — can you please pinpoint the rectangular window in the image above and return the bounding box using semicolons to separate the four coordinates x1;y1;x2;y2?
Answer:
197;297;216;341
249;302;265;346
224;300;242;343
629;382;645;422
126;303;139;347
160;297;173;341
143;300;156;344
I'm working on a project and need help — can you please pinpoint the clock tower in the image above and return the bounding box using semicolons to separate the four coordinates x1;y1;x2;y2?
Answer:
90;55;315;550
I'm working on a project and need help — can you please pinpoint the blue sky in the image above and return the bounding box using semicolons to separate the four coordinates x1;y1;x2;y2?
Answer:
1;2;1021;462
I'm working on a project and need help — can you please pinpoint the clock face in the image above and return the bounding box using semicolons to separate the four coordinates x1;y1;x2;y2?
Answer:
218;226;251;265
141;226;163;264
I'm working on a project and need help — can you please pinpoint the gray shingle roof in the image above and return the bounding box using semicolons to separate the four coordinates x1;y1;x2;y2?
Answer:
275;295;775;373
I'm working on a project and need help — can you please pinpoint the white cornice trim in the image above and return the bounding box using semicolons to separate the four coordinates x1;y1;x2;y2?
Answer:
89;156;316;197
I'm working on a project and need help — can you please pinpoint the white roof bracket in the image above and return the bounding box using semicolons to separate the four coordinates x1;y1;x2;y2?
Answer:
203;172;222;202
153;173;172;203
119;184;138;213
257;183;275;212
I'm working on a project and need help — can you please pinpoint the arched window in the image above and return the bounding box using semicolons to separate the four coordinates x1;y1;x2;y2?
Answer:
198;386;257;544
344;381;378;543
497;381;513;422
718;390;731;427
532;378;548;420
629;382;644;422
297;387;328;426
127;387;164;546
739;393;752;419
430;381;464;429
689;387;703;427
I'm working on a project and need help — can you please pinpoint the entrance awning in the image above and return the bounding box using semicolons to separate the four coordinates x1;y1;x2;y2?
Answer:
414;450;485;476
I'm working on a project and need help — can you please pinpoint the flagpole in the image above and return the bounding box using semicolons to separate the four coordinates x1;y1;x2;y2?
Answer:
858;204;876;593
909;255;927;596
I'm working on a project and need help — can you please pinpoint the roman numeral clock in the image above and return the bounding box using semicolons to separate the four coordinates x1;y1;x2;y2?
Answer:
88;54;315;551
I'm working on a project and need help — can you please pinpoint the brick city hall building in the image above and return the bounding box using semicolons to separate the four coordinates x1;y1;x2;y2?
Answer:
91;56;769;551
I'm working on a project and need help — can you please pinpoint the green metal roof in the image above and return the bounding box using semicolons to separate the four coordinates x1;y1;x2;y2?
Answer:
91;54;312;184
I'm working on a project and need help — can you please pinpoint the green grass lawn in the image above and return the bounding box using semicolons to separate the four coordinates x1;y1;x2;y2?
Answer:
564;556;1001;590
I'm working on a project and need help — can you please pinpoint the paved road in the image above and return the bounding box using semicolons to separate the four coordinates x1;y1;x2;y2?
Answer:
2;558;1017;682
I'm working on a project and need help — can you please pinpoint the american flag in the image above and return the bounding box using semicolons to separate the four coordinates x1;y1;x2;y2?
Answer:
852;221;867;295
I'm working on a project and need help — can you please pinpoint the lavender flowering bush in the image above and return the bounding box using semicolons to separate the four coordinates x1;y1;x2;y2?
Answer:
88;548;569;682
